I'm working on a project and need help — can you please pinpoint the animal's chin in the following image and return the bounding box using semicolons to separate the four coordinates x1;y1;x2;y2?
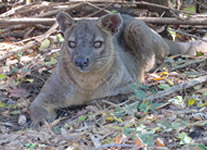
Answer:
74;63;103;73
75;66;91;73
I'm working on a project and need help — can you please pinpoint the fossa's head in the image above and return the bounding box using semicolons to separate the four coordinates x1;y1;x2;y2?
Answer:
56;12;123;73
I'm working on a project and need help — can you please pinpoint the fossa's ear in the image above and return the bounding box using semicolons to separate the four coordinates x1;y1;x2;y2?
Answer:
97;14;123;35
56;11;75;33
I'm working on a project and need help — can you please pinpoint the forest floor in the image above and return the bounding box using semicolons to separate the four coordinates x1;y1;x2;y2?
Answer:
0;1;207;150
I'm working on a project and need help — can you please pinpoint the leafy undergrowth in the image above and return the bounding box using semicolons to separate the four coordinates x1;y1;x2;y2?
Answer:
1;54;207;150
1;1;207;150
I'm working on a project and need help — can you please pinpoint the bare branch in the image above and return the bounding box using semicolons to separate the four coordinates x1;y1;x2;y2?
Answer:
0;22;58;62
147;74;207;102
1;17;207;26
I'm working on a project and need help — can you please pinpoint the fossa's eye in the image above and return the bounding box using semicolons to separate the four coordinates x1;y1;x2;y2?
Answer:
94;41;102;48
68;41;76;48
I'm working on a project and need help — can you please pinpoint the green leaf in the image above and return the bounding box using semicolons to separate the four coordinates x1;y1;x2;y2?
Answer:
24;143;35;149
157;119;173;132
158;84;170;90
172;120;188;129
124;105;134;114
7;103;17;109
202;92;207;96
188;99;196;106
0;74;7;80
139;101;150;113
0;100;5;108
177;132;193;145
136;81;149;90
116;106;121;113
193;85;202;90
25;79;34;83
11;67;19;73
135;124;156;146
21;68;31;73
78;115;88;122
115;106;123;117
166;78;174;85
9;110;21;115
53;126;61;133
169;96;185;108
111;10;119;14
196;51;204;56
24;143;31;148
151;88;157;94
168;27;176;41
123;128;134;136
130;81;149;91
56;34;64;42
30;144;35;149
39;39;50;50
113;116;123;123
198;144;206;150
134;101;139;110
134;89;146;99
183;6;195;13
17;52;23;57
44;57;57;66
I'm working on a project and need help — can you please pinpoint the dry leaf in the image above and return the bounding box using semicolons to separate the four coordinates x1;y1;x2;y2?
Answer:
135;137;143;147
115;134;120;144
9;88;30;98
156;138;165;147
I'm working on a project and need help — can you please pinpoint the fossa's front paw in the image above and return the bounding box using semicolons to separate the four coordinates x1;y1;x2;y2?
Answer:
30;101;56;128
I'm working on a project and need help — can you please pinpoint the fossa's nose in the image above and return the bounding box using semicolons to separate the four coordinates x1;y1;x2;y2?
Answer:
75;57;89;69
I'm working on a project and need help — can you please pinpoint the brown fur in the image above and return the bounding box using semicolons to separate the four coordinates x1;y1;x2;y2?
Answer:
30;12;207;126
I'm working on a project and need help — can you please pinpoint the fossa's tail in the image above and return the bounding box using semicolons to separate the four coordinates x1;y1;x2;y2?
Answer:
164;37;207;55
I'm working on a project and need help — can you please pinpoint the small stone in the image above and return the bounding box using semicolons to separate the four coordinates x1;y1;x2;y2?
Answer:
18;115;27;125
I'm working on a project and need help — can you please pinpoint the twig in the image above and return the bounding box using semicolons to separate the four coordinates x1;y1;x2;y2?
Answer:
0;22;58;62
0;0;197;19
85;1;111;16
155;101;171;110
90;133;101;148
95;143;136;150
101;99;117;107
194;0;207;10
168;28;207;42
12;2;55;16
137;17;207;25
0;3;36;18
33;3;84;18
0;18;55;26
1;17;207;26
0;121;14;127
171;58;207;71
0;41;37;62
147;75;207;102
0;24;26;34
34;24;50;30
70;0;197;15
